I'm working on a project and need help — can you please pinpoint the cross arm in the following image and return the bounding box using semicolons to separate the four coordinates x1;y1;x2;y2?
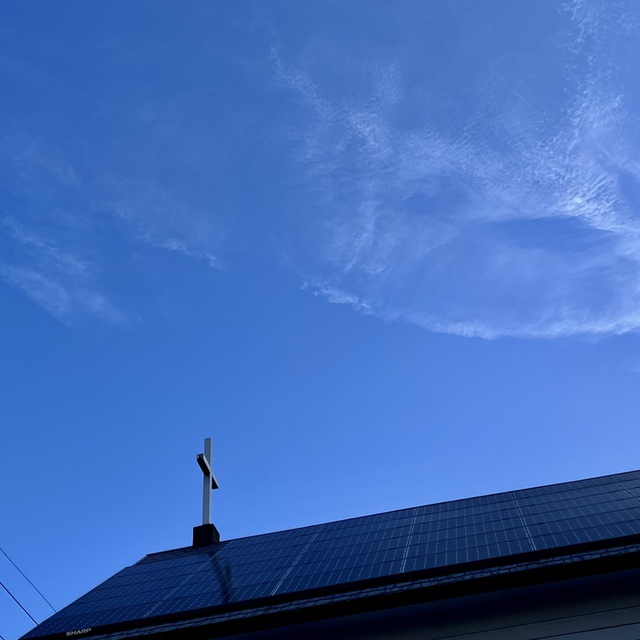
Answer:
197;453;220;490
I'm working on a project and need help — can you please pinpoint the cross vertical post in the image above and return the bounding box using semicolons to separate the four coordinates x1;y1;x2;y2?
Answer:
197;437;219;526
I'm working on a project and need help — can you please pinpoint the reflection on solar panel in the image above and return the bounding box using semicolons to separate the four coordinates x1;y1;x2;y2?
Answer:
23;470;640;638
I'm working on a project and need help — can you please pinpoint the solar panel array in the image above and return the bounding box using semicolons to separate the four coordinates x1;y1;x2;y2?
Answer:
24;470;640;638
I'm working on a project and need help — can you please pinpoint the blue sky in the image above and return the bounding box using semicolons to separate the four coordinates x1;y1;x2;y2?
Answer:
3;1;640;637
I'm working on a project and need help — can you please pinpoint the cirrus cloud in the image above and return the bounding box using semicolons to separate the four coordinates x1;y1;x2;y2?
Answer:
275;0;640;338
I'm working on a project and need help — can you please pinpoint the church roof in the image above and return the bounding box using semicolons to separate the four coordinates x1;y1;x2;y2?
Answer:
22;469;640;639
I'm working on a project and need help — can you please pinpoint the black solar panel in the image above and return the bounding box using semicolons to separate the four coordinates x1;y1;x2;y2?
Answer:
22;470;640;639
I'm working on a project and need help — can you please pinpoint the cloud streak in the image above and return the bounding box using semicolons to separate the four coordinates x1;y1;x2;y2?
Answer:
275;0;640;338
0;216;127;324
0;78;226;324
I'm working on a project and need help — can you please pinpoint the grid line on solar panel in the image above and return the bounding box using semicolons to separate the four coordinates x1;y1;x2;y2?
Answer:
77;578;195;603
522;510;639;529
517;490;634;510
231;569;285;587
518;497;640;516
414;534;524;556
532;532;590;549
41;616;89;635
397;509;419;573
406;539;526;571
517;483;621;502
525;488;627;503
228;552;296;568
265;529;322;597
616;486;640;499
413;516;524;537
318;524;414;542
425;510;517;525
176;579;228;595
166;588;225;616
70;605;157;628
522;500;640;518
536;520;638;546
138;576;201;619
616;477;640;486
610;471;640;481
89;566;209;595
414;507;518;523
65;587;182;616
537;519;639;542
138;549;220;566
525;508;640;532
611;476;640;500
133;562;211;578
135;549;210;566
519;490;630;508
527;515;640;538
140;594;223;619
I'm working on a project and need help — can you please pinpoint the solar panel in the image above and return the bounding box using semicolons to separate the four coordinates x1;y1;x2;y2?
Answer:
22;470;640;639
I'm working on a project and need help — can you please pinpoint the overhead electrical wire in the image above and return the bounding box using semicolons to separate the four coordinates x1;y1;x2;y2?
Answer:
0;579;38;624
0;546;56;612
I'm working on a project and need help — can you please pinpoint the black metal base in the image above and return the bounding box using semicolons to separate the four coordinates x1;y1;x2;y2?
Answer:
193;523;221;547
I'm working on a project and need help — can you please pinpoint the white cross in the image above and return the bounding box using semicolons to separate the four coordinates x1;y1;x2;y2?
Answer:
196;438;219;525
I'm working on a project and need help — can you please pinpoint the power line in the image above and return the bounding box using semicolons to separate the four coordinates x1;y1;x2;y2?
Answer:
0;546;56;612
0;579;38;625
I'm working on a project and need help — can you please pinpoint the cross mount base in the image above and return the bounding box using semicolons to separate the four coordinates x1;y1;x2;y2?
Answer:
193;523;221;547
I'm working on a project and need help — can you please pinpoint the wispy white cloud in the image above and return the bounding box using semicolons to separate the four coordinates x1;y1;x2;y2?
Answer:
274;0;640;338
109;196;227;271
0;264;127;325
1;216;127;324
153;237;225;270
0;121;225;323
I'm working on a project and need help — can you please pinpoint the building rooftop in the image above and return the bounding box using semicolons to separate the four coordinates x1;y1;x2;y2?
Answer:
22;469;640;639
